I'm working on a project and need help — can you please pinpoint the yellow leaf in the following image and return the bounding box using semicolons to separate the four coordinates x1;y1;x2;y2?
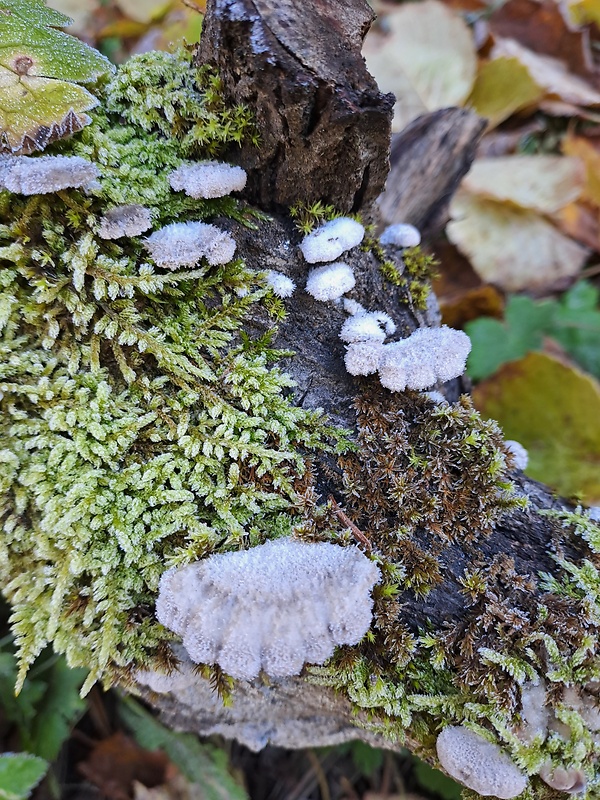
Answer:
562;133;600;208
473;352;600;503
468;57;544;128
491;37;600;107
115;0;172;24
566;0;600;27
363;0;477;132
0;67;97;154
447;189;589;291
461;155;585;214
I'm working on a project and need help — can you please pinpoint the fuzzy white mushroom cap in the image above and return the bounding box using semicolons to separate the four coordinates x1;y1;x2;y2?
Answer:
505;440;529;471
266;270;295;298
340;311;396;343
436;726;528;799
145;221;236;269
168;160;247;199
98;204;153;240
306;262;355;302
378;326;471;392
344;340;385;376
516;681;549;745
538;764;586;794
0;154;99;194
300;218;365;263
155;538;380;682
380;223;421;249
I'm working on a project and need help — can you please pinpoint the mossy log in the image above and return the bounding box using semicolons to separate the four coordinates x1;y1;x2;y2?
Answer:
141;0;600;797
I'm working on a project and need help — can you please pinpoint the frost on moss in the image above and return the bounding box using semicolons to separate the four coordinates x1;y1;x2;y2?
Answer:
0;48;347;692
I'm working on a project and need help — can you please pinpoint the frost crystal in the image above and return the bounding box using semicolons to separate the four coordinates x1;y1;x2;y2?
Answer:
380;223;421;249
98;204;153;239
344;340;385;376
266;270;295;298
505;440;529;471
156;538;380;681
168;160;247;198
145;221;236;268
0;154;99;195
436;726;528;799
378;326;471;392
305;262;355;302
300;218;365;263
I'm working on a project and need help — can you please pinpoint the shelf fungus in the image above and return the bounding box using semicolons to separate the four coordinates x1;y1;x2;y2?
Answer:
156;538;381;681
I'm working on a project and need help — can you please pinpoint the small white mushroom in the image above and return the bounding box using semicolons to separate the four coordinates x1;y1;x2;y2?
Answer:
505;440;529;471
344;340;385;376
0;154;99;194
145;221;236;268
436;726;528;799
300;218;365;263
168;160;247;199
156;538;380;682
98;204;153;239
380;223;421;249
340;311;395;344
265;270;295;298
305;262;355;301
538;763;586;794
515;681;549;744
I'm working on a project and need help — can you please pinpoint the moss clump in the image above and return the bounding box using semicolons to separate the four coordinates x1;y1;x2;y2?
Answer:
289;199;341;234
0;48;348;692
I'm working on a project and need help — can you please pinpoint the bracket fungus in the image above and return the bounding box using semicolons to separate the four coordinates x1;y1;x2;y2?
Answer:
305;262;356;302
300;217;365;263
97;204;153;240
168;160;247;198
156;538;381;681
0;154;99;194
144;220;236;268
436;726;528;799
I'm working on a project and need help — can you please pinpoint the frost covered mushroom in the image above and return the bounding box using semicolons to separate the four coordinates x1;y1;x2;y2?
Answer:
505;440;529;471
378;326;471;392
340;310;396;344
300;217;364;263
306;262;355;301
98;204;153;239
380;223;421;249
266;270;295;298
436;726;528;799
155;538;381;681
344;340;385;376
168;160;247;198
145;221;236;268
0;154;99;194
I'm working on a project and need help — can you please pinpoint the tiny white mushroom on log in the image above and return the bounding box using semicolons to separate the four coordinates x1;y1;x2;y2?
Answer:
145;221;236;268
266;270;295;297
505;440;529;471
340;311;396;343
538;764;586;794
344;340;385;376
305;262;355;301
300;217;365;263
98;204;153;239
0;154;99;194
436;726;528;799
168;160;247;198
156;538;381;682
380;223;421;249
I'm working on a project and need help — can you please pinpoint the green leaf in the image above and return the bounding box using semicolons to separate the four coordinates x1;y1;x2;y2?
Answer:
0;753;48;800
413;756;462;800
466;282;600;381
0;0;113;153
119;696;248;800
348;741;384;777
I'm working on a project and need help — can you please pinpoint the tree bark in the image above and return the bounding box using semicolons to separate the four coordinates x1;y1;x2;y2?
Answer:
140;0;599;785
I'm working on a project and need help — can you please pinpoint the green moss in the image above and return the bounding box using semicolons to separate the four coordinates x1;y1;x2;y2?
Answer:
0;48;349;692
288;200;341;234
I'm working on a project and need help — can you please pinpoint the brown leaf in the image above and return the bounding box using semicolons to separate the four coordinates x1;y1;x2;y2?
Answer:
78;732;169;800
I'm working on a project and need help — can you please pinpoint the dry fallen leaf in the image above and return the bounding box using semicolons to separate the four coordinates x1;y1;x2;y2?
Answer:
363;0;477;132
468;57;545;128
491;37;600;108
473;351;600;504
115;0;171;24
461;155;585;214
447;189;589;291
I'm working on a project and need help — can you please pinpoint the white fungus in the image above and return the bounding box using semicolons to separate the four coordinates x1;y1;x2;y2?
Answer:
538;764;586;794
97;204;153;240
155;538;380;682
340;311;396;343
380;223;421;249
305;262;355;302
516;681;549;744
300;218;365;263
145;221;236;269
378;326;471;392
343;298;366;316
505;440;529;472
266;270;295;298
168;160;247;199
344;340;385;376
0;154;99;194
436;726;528;799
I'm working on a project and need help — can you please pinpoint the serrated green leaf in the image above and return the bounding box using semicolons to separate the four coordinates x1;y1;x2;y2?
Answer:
119;696;248;800
0;0;113;154
0;753;48;800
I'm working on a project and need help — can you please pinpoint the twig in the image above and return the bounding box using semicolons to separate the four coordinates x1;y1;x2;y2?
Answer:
329;495;372;551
